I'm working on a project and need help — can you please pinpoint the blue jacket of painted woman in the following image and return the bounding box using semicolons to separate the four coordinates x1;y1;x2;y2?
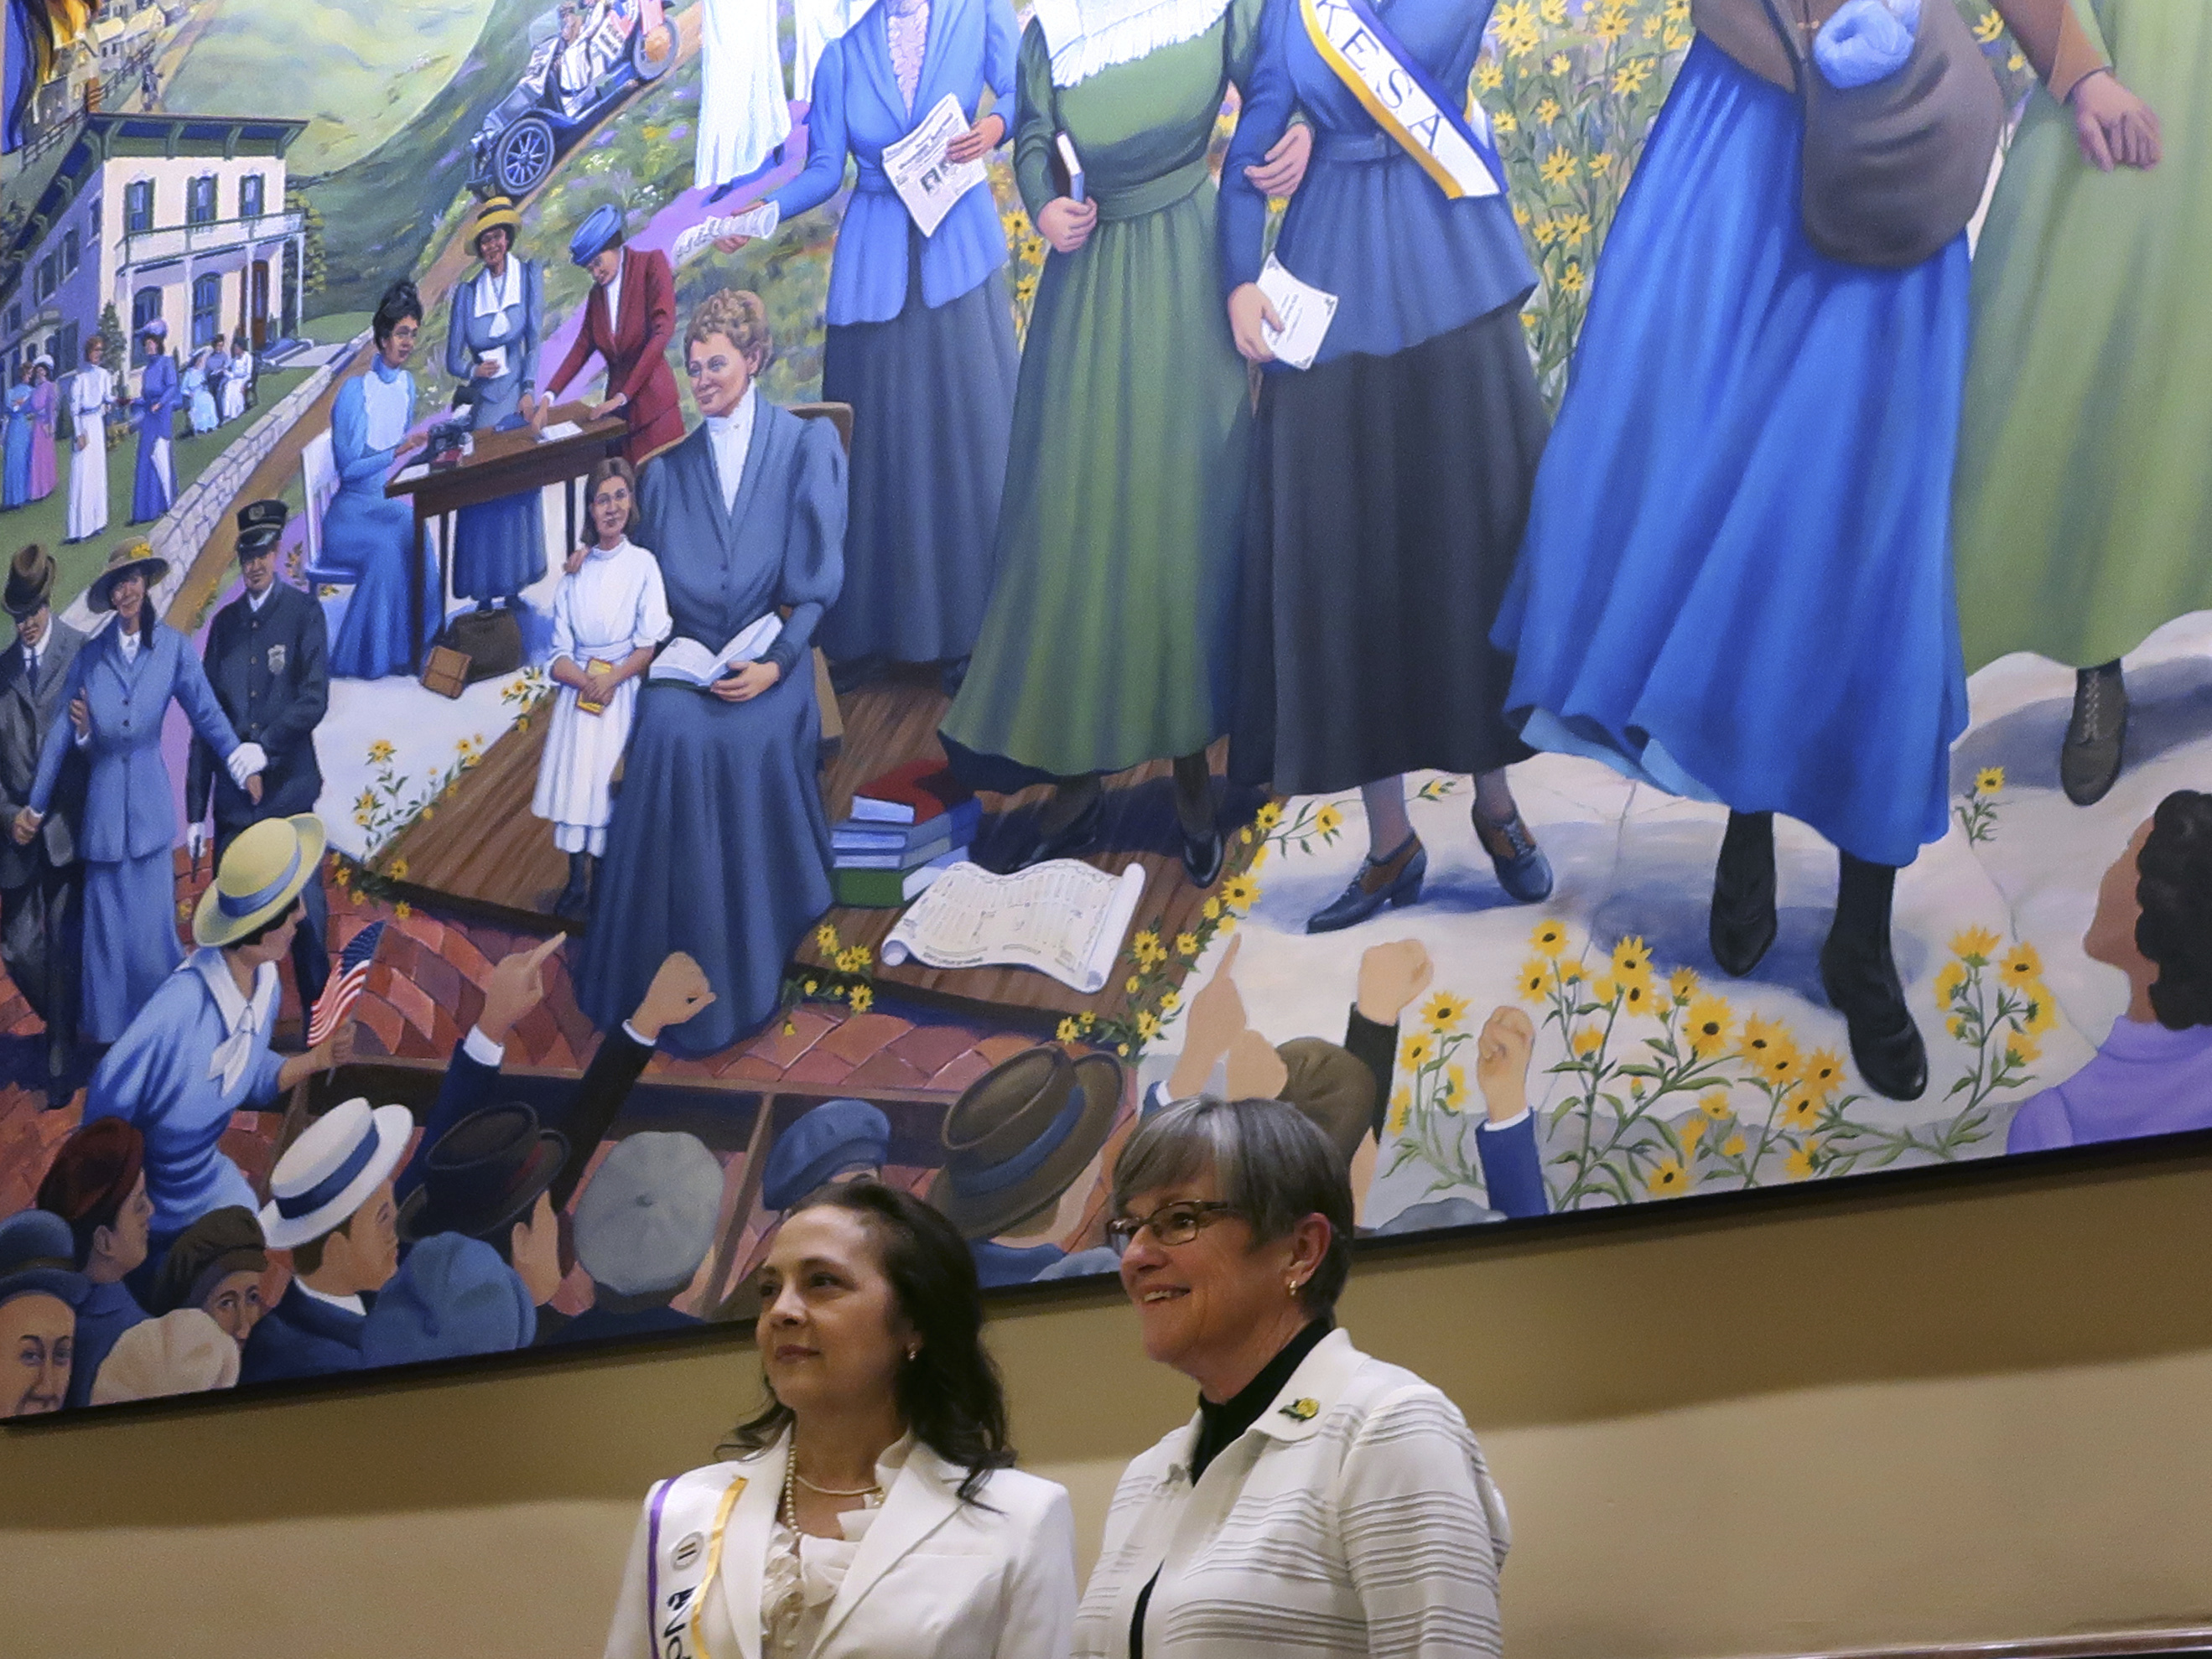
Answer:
764;0;1021;324
132;351;180;523
29;621;246;1040
1217;0;1534;369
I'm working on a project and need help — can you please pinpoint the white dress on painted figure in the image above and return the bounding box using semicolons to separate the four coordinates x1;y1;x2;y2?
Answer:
66;363;114;542
696;0;793;189
532;536;672;854
792;0;879;102
221;352;249;423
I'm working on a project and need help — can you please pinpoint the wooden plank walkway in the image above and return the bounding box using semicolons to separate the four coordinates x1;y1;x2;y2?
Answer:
370;663;1264;1028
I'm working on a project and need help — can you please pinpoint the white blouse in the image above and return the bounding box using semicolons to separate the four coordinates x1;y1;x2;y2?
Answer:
762;1436;914;1659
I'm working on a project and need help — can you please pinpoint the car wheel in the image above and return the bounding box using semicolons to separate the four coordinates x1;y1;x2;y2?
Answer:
495;114;558;196
630;20;675;80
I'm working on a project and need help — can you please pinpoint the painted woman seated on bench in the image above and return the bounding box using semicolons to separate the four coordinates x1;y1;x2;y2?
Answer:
576;288;847;1060
325;279;444;680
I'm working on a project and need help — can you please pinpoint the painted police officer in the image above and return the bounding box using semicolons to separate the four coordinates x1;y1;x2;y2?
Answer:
184;500;333;1005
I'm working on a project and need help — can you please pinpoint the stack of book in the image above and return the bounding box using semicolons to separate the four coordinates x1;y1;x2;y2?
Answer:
831;760;981;908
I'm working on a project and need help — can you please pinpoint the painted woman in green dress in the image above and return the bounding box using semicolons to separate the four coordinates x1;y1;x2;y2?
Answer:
937;0;1307;885
1952;0;2171;806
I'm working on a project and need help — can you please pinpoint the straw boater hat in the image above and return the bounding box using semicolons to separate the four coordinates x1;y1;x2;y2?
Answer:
3;543;54;618
260;1096;413;1252
928;1046;1124;1240
193;815;327;948
86;537;168;613
473;194;522;257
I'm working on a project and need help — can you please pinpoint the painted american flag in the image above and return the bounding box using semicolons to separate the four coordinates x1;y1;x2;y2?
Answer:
308;922;387;1049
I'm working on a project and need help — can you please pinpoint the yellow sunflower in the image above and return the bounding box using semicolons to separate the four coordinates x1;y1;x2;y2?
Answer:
1976;765;2005;794
1387;1087;1413;1136
1934;961;1966;1004
1799;1049;1846;1105
1517;957;1551;1003
366;739;397;765
1645;1157;1688;1197
1784;1140;1819;1180
1399;1031;1437;1069
1136;1010;1161;1041
1684;994;1733;1058
849;983;873;1014
1677;1112;1707;1151
2021;983;2059;1035
1315;803;1344;835
1950;925;2001;962
1781;1091;1818;1131
1422;990;1471;1033
1609;934;1654;986
1669;967;1700;1003
1999;941;2043;987
1175;931;1199;957
1529;918;1568;957
1590;974;1619;1006
1254;801;1283;831
1721;1133;1747;1159
1700;1089;1732;1122
1571;1027;1604;1059
1057;1017;1079;1043
1221;874;1261;910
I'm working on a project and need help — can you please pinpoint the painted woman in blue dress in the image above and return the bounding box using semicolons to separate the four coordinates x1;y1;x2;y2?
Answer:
1490;0;2152;1101
130;322;180;525
723;0;1019;693
326;281;440;680
2;369;31;509
444;196;548;611
13;542;263;1045
1218;0;1553;936
576;290;847;1059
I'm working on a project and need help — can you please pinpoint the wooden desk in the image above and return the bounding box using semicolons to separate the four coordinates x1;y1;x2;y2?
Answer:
382;402;631;671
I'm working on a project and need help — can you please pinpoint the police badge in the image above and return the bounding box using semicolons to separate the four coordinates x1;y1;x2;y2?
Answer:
267;643;286;675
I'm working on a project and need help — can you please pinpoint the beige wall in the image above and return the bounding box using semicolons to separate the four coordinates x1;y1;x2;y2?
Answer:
6;1151;2212;1658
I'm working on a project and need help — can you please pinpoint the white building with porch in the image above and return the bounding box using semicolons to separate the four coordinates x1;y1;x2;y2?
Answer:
0;112;308;386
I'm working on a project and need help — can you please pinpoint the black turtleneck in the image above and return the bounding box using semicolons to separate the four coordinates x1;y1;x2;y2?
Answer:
1131;1318;1334;1658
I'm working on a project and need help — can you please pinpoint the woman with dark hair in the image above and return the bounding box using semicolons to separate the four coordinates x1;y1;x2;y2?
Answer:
602;1180;1077;1659
532;455;669;920
26;357;56;503
326;280;439;679
1077;1095;1509;1658
13;540;266;1045
2007;790;2212;1152
445;195;548;611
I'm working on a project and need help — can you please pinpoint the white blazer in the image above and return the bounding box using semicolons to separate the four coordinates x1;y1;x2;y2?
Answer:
1072;1328;1511;1659
604;1430;1078;1659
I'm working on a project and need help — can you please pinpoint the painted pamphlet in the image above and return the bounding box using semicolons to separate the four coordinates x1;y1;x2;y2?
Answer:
1258;253;1338;371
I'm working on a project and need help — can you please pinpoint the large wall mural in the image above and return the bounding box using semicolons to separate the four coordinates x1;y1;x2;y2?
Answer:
0;0;2201;1416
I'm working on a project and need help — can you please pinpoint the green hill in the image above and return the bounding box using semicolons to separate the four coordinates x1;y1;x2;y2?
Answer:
161;0;498;174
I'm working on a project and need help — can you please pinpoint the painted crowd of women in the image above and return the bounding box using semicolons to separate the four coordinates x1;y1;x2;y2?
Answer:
295;0;2189;1088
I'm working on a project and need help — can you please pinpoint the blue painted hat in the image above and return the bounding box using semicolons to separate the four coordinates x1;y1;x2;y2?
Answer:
361;1232;536;1366
569;205;625;266
763;1099;891;1211
0;1208;89;1308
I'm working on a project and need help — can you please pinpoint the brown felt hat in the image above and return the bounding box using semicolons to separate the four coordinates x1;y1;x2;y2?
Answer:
928;1046;1124;1240
4;544;54;617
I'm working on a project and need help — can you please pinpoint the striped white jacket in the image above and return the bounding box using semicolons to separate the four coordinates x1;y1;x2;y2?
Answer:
1072;1329;1510;1659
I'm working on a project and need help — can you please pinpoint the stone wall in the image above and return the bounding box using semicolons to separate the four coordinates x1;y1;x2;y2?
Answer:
59;329;372;634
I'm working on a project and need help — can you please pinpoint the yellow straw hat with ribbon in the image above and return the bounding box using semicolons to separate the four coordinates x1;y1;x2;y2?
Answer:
194;815;328;947
473;194;523;256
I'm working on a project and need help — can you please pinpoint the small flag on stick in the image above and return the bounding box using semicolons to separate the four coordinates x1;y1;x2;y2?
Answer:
309;921;386;1049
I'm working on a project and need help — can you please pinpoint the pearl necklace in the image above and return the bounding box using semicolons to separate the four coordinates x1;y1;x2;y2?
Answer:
781;1454;885;1529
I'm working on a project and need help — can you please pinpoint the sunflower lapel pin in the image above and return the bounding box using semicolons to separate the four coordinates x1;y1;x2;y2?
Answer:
1280;1397;1319;1423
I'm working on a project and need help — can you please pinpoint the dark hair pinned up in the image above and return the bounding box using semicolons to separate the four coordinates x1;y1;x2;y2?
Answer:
372;279;423;347
2137;790;2212;1031
719;1181;1015;1504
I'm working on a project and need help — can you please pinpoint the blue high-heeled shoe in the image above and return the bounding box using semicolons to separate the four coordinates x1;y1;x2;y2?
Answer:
1473;806;1553;905
1306;835;1427;934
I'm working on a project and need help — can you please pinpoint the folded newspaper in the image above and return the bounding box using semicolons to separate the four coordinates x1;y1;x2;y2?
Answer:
882;859;1145;993
882;93;988;237
672;201;781;268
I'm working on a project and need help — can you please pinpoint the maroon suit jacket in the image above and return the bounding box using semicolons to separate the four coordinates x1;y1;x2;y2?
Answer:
547;246;685;464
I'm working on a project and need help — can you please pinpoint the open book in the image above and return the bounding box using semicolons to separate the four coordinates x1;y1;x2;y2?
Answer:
647;613;782;686
882;859;1145;993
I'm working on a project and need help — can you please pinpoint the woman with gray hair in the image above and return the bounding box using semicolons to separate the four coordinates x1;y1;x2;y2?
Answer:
1075;1095;1509;1659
